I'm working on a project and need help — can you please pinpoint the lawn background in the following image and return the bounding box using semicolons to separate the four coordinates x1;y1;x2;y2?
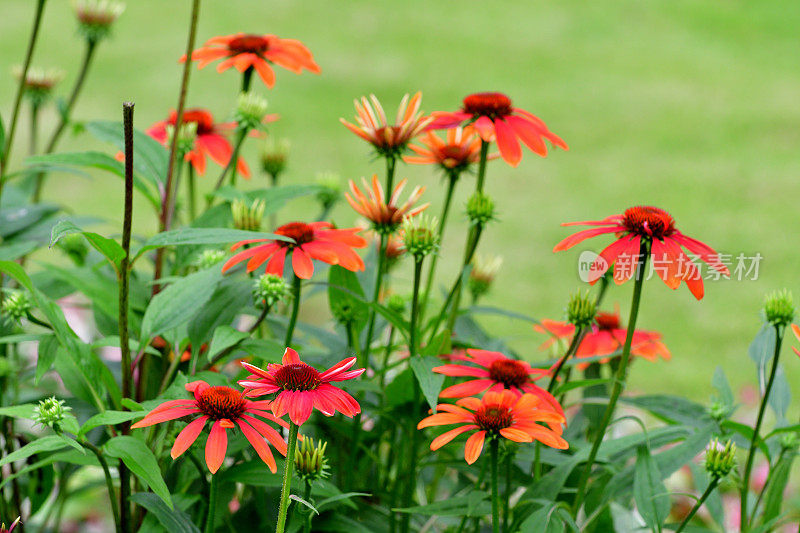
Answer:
2;0;799;403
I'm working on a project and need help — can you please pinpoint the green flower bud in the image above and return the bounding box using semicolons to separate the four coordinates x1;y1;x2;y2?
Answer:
253;274;289;308
2;291;32;325
779;432;799;451
33;397;71;431
294;437;330;482
73;0;125;44
704;438;736;478
195;249;226;269
0;357;13;378
401;215;439;259
234;92;269;131
708;400;730;423
231;198;266;232
166;121;197;158
566;290;597;329
315;172;342;211
466;191;495;226
764;289;794;327
386;294;406;315
12;66;64;108
260;138;290;179
57;233;89;265
468;254;503;302
331;301;366;327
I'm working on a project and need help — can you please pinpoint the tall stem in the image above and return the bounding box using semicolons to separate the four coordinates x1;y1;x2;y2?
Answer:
419;171;458;320
186;164;197;220
443;223;483;335
276;422;299;533
204;473;218;533
29;102;40;156
475;140;489;193
212;128;247;194
83;440;122;533
676;477;720;533
153;0;201;294
740;324;784;531
242;67;254;92
361;232;388;368
385;155;397;192
302;480;313;533
490;438;500;533
284;275;302;347
502;451;512;533
571;247;649;517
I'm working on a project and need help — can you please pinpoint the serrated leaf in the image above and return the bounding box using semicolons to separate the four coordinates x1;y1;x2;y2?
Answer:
633;446;669;532
409;355;446;412
130;493;199;533
104;436;172;509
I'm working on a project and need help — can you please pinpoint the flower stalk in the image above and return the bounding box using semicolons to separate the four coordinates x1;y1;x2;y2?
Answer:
675;477;720;533
204;473;218;533
361;232;388;368
285;275;303;347
419;169;458;320
276;422;300;533
490;437;501;533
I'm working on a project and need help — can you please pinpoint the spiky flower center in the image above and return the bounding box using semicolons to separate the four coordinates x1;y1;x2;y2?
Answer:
171;109;214;135
474;404;514;431
197;386;247;421
622;206;675;239
275;222;315;248
594;312;621;331
439;145;471;169
462;92;513;119
228;34;271;54
488;359;529;389
273;363;322;391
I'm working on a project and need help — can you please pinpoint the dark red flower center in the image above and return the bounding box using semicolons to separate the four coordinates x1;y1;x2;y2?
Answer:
227;34;271;54
488;359;529;389
197;386;247;421
273;363;322;391
462;92;513;119
474;404;514;431
170;108;214;135
439;145;470;168
622;206;675;239
595;312;621;331
275;222;315;248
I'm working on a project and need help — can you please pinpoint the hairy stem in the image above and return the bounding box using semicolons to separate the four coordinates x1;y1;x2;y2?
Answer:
676;477;720;533
276;422;299;533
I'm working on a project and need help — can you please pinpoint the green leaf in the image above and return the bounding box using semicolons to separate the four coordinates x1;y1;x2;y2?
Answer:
140;267;222;341
519;503;566;533
85;121;167;186
328;265;368;333
385;368;416;407
207;325;250;362
0;435;69;467
79;410;144;437
633;445;669;532
767;364;791;422
749;324;776;388
421;329;452;358
761;451;796;523
0;404;38;418
0;112;5;162
0;204;59;238
393;492;490;516
711;366;734;409
104;436;173;509
132;227;291;263
214;184;323;214
621;395;712;427
36;335;59;384
218;461;283;487
315;492;370;513
409;355;446;412
290;495;319;515
130;493;199;533
553;378;612;396
0;241;39;260
49;219;126;269
188;279;251;353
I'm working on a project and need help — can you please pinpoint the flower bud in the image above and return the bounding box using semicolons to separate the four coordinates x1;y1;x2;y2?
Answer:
386;294;406;315
764;289;794;327
331;301;365;327
466;191;495;226
166;121;197;158
234;92;269;131
56;233;89;265
2;291;32;325
12;66;63;108
468;254;502;302
195;249;226;269
231;198;266;232
384;234;405;269
294;437;330;482
779;432;799;451
260;138;290;179
704;438;736;478
401;215;439;259
253;274;289;308
73;0;125;44
33;397;71;431
566;290;597;329
315;172;342;211
708;400;729;423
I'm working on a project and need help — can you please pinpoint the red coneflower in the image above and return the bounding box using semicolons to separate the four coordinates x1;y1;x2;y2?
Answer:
433;349;562;416
346;175;428;233
222;221;367;279
340;92;432;157
186;33;320;88
535;308;670;370
417;390;567;464
427;92;567;167
554;206;729;300
239;348;364;426
404;126;498;172
131;380;288;474
791;324;800;358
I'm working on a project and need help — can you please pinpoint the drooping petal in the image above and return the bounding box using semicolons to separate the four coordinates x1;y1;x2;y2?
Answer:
429;425;479;451
291;247;315;279
464;430;486;464
553;226;621;252
205;421;228;474
237;419;277;473
494;118;522;167
432;364;491;378
171;416;208;459
439;379;495;398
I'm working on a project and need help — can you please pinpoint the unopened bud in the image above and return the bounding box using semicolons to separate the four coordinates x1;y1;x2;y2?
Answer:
73;0;125;43
779;432;799;451
386;294;406;315
253;274;289;308
466;191;495;226
708;400;729;423
166;122;197;157
13;66;63;107
2;291;32;325
469;254;502;302
294;437;330;482
566;290;597;329
33;397;71;431
704;438;736;478
231;198;266;232
315;172;342;211
195;249;226;269
57;233;89;265
235;92;269;131
260;138;290;178
401;215;439;259
764;289;794;327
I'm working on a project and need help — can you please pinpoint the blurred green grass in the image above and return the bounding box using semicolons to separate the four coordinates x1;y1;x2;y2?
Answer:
2;0;799;401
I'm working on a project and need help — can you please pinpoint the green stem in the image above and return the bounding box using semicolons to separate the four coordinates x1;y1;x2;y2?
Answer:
276;422;299;533
284;275;302;347
571;246;649;517
83;440;122;533
242;67;254;92
419;171;458;321
502;451;511;533
546;327;587;395
740;323;784;531
204;473;218;533
302;480;313;533
385;155;397;192
361;232;388;368
675;477;720;533
212;128;248;195
30;102;40;156
443;223;483;335
475;140;489;193
491;438;500;533
187;164;197;220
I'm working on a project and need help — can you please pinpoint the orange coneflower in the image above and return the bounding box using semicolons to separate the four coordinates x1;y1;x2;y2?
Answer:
433;349;562;416
418;390;567;464
239;348;364;426
404;126;498;173
791;324;800;358
554;206;729;300
340;92;432;158
186;33;320;88
222;221;367;279
346;175;428;233
535;308;670;370
131;380;288;474
427;92;567;167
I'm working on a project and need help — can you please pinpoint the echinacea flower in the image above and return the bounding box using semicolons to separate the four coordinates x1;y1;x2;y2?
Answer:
404;126;498;172
222;221;367;279
417;390;567;464
131;380;288;474
186;33;320;88
239;348;364;426
340;92;433;158
553;206;730;300
345;175;428;233
791;323;800;358
427;92;567;167
535;309;670;370
433;349;562;415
